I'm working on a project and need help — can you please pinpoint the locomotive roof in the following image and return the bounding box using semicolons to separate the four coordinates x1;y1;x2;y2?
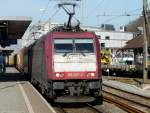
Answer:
51;31;95;38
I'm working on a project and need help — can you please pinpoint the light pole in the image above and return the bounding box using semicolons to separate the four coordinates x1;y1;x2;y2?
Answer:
142;0;149;83
143;20;148;83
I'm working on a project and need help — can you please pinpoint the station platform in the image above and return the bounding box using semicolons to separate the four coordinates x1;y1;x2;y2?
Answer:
0;67;56;113
103;78;150;98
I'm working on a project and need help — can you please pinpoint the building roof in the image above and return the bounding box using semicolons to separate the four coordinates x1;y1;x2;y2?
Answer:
124;34;150;49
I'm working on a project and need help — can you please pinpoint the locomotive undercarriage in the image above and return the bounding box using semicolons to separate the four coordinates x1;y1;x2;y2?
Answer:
51;80;102;103
31;77;102;103
47;80;102;103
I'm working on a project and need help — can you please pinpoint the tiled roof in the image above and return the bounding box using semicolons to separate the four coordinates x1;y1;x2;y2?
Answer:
124;34;150;49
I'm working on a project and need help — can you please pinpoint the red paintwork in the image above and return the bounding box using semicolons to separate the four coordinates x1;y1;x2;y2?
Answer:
45;32;53;80
52;32;95;38
44;31;101;80
94;34;102;79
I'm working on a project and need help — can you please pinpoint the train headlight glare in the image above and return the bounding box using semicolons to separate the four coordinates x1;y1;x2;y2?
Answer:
56;73;60;77
56;73;64;77
91;73;95;77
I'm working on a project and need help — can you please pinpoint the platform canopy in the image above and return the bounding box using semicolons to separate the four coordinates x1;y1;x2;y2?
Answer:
0;16;32;47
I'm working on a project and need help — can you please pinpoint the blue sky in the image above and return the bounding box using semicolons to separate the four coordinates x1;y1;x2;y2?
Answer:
0;0;147;28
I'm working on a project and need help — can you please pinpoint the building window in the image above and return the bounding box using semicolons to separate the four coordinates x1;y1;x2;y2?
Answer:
97;35;101;39
105;36;110;40
101;43;105;48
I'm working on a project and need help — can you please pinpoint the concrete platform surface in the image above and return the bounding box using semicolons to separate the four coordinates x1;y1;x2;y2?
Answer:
0;67;56;113
103;79;150;98
0;81;56;113
0;82;28;113
6;67;20;73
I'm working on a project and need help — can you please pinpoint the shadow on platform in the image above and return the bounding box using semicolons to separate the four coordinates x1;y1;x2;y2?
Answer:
0;73;26;82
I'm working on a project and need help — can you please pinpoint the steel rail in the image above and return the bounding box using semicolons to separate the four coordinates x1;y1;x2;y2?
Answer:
56;104;68;113
102;83;150;99
103;89;150;108
102;82;150;112
103;94;146;113
102;83;150;110
103;85;150;113
86;103;103;113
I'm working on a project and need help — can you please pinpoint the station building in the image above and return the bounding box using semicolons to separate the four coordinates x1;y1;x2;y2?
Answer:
124;34;150;70
82;27;134;65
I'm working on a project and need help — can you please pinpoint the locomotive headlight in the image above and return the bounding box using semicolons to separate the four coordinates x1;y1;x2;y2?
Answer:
55;73;64;78
56;73;60;77
90;73;95;77
87;72;95;77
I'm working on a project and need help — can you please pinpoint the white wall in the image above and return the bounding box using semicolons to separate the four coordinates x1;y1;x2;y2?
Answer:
95;31;133;48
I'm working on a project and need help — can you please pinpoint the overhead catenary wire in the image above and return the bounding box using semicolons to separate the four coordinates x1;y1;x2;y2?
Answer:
38;0;80;22
24;8;61;41
50;8;60;19
86;0;105;19
97;13;141;17
91;0;105;13
96;13;141;25
49;0;81;1
101;7;143;23
24;0;54;43
58;3;80;25
39;0;51;22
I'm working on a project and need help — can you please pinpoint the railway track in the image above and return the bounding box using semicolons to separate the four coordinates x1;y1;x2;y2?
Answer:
104;95;145;113
36;79;149;113
55;104;68;113
53;103;104;113
102;83;150;113
86;103;103;113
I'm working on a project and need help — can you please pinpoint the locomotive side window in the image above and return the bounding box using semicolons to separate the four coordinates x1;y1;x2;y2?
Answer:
54;39;73;53
75;39;94;53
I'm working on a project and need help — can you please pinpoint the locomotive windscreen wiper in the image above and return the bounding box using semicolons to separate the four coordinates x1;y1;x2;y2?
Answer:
62;50;73;57
62;52;69;57
62;50;86;57
77;50;86;56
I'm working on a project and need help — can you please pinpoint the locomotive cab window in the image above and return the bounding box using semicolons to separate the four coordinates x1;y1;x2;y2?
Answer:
54;38;94;53
75;39;94;53
54;39;73;53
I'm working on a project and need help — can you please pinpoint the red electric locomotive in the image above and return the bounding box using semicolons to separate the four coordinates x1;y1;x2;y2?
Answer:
30;30;102;103
18;3;103;103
